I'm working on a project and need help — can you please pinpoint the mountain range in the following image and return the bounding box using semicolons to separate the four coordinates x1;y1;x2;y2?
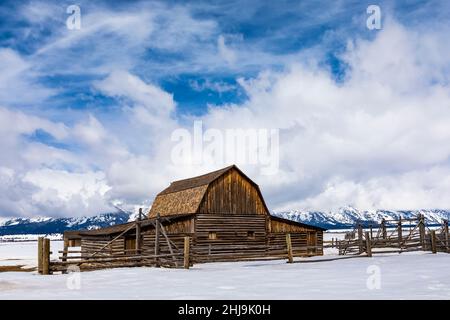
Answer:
1;206;449;236
0;212;130;236
273;206;450;229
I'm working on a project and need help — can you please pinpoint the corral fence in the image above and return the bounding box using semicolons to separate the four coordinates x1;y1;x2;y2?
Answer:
37;232;321;275
37;215;448;274
37;214;191;275
335;216;449;256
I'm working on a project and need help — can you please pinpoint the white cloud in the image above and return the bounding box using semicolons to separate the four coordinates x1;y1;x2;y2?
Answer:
1;7;450;219
218;35;237;65
23;168;111;216
189;79;237;93
0;49;55;105
94;70;175;126
197;20;450;211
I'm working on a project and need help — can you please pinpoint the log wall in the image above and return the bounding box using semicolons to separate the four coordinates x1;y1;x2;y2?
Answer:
79;216;324;263
193;214;267;262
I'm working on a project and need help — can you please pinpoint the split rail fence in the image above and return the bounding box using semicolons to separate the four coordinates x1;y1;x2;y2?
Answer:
37;214;449;274
335;216;449;257
38;214;191;274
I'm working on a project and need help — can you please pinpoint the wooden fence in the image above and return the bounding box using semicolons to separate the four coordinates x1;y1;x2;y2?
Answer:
38;213;192;274
37;232;321;274
337;216;449;256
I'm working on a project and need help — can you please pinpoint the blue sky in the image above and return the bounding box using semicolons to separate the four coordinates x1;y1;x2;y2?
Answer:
0;0;444;116
1;0;450;218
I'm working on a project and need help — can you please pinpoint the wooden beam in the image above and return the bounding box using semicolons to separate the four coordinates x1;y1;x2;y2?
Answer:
62;237;69;262
365;231;372;257
431;230;437;254
357;224;363;254
37;237;43;274
184;236;190;269
444;220;449;253
286;233;293;263
155;213;160;267
419;214;426;250
381;219;387;240
398;217;403;251
42;238;50;275
135;220;141;255
159;222;178;268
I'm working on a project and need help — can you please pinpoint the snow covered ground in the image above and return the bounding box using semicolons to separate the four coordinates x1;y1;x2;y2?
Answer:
0;238;449;299
0;234;62;242
0;240;63;268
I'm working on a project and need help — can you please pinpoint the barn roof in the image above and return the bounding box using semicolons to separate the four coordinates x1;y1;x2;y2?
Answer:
270;215;327;231
65;213;193;237
158;165;235;195
148;165;270;217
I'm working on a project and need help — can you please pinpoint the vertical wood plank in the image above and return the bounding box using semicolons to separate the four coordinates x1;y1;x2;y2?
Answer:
444;220;449;253
365;231;372;257
37;237;43;274
184;236;190;269
357;224;363;254
135;221;141;255
42;238;50;275
431;230;437;254
286;233;293;263
155;213;160;267
62;237;69;262
381;219;387;239
419;215;426;250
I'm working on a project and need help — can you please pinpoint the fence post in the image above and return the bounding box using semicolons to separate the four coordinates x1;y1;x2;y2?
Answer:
419;214;426;250
155;213;160;267
398;217;403;251
365;231;372;257
381;219;387;240
431;230;437;254
184;236;190;269
444;220;449;253
37;237;43;274
370;224;373;239
42;238;50;275
62;236;69;262
357;224;363;254
285;233;293;263
135;219;141;255
338;240;341;255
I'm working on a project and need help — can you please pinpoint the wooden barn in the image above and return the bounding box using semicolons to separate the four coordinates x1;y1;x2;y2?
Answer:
64;165;325;266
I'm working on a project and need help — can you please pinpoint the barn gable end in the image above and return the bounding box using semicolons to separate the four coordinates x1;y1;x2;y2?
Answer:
148;165;270;217
197;167;269;215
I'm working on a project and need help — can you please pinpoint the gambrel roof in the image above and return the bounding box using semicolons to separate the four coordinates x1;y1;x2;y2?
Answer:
148;165;270;218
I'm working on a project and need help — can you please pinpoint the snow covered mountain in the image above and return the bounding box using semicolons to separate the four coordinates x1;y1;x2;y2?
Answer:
0;212;131;236
1;206;449;236
273;206;450;229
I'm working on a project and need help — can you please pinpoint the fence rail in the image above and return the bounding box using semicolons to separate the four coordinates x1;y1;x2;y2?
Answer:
337;216;449;256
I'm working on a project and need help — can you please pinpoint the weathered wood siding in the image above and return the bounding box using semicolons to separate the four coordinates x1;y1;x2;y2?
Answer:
193;214;267;261
267;232;307;257
81;237;124;256
197;169;268;215
269;218;314;233
267;231;323;257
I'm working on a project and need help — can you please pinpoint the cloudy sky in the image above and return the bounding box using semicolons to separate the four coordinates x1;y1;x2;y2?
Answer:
0;0;450;218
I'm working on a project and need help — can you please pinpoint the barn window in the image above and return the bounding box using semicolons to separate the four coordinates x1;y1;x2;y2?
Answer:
247;231;255;239
208;232;217;240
